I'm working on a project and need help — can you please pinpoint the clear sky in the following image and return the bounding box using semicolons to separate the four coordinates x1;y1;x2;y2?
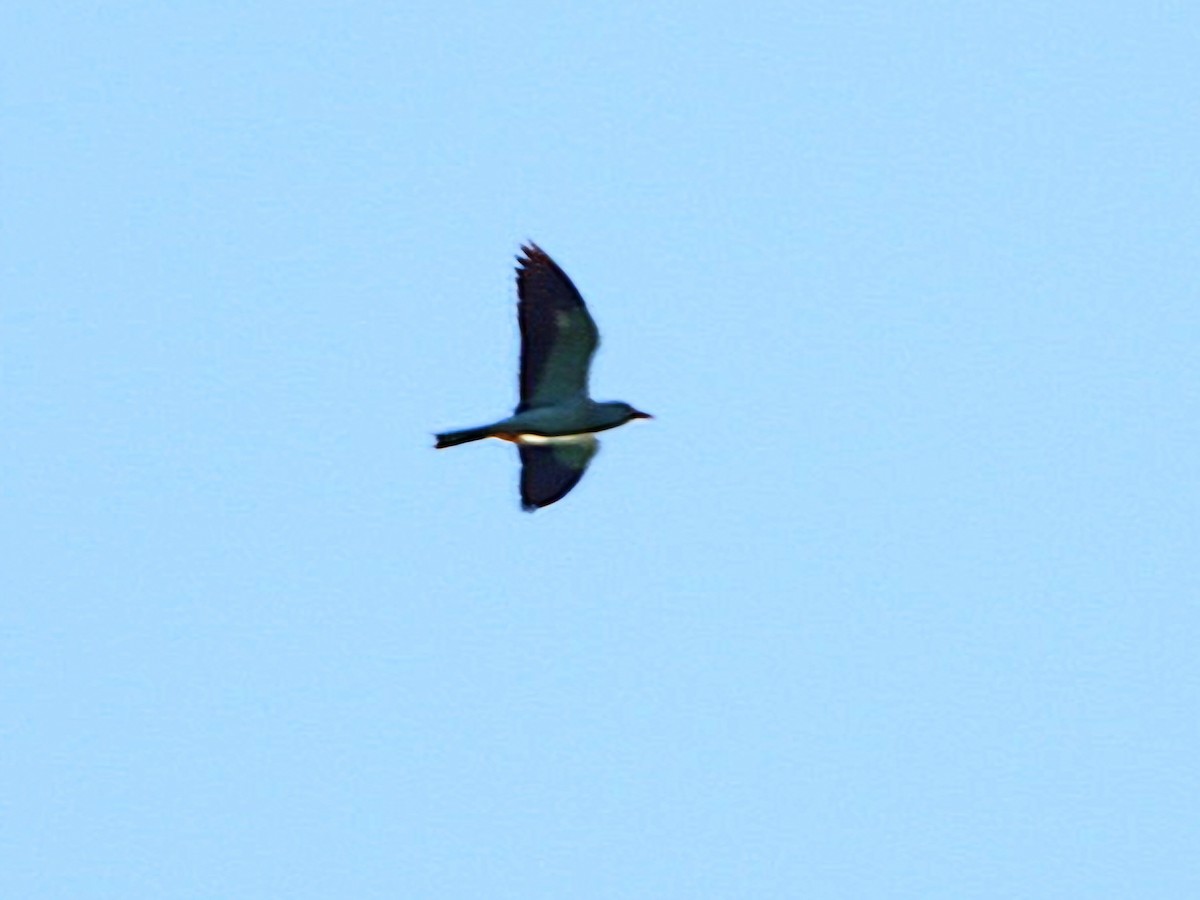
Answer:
4;2;1198;897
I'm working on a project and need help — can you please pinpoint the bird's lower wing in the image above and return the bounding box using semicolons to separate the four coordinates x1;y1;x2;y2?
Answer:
518;436;599;511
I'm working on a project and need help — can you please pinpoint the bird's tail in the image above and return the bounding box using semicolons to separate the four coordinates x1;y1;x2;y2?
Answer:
434;425;495;449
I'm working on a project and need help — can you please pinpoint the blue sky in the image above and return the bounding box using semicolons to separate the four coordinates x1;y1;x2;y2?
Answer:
4;2;1198;897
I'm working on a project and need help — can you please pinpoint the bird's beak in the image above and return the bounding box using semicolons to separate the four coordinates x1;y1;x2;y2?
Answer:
631;410;653;420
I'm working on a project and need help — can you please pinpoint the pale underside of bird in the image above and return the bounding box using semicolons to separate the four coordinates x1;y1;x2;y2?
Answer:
435;244;651;511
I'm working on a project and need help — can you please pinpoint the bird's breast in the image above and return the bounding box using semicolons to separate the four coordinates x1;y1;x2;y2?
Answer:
513;432;587;445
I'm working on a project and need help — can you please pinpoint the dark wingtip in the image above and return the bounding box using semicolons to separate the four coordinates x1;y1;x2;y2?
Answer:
516;241;545;271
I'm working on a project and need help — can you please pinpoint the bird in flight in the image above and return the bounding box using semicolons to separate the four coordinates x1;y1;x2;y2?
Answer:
435;244;652;511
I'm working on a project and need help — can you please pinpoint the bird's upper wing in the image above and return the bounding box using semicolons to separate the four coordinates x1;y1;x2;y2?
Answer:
516;244;599;411
518;436;599;511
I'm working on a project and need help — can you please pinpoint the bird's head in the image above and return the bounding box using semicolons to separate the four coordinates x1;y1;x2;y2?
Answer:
596;401;653;425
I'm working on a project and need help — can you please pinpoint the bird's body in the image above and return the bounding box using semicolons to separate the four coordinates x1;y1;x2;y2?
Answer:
435;400;645;447
435;244;650;510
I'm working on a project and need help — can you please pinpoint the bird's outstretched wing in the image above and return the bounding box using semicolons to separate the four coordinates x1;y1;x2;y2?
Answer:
516;244;599;412
518;437;599;511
